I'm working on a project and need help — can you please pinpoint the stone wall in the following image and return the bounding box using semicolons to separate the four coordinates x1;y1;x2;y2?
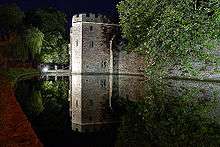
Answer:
81;22;111;73
70;13;146;75
70;22;82;73
117;51;146;75
169;50;220;80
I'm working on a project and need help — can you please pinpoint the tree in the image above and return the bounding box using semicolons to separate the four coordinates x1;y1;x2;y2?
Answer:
25;8;69;64
8;34;28;61
0;4;24;32
117;0;220;78
40;32;69;64
25;8;67;36
23;27;44;64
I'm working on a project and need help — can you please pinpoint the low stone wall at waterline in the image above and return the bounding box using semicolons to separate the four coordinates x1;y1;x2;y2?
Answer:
169;50;220;81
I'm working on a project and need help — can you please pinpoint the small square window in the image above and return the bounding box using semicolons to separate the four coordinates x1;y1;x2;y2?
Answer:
90;26;93;32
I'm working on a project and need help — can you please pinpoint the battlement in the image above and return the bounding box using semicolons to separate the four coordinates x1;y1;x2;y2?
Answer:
72;13;111;24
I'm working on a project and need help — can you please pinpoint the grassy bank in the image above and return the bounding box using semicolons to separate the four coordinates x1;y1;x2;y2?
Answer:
0;68;40;85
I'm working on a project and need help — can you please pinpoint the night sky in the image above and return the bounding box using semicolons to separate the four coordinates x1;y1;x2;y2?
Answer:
0;0;121;22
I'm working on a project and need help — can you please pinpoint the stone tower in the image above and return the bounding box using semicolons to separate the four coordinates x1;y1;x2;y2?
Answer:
70;13;118;74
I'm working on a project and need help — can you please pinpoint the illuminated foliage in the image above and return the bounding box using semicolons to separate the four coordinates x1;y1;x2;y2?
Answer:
41;32;69;64
117;0;220;78
23;27;44;60
26;8;69;64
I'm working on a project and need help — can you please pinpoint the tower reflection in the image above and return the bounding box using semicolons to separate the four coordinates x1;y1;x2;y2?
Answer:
69;74;146;132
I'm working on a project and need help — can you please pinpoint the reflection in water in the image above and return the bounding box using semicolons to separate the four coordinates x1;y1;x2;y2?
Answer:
117;80;220;146
15;74;220;146
69;74;146;132
15;74;146;146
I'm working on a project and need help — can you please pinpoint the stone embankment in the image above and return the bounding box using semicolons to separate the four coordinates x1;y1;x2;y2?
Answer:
0;76;42;147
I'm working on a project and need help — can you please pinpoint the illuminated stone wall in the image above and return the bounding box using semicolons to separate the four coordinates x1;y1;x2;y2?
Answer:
70;13;146;75
81;21;111;73
70;21;82;73
117;51;146;75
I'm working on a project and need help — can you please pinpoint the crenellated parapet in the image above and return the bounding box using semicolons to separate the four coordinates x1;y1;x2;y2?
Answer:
72;13;110;24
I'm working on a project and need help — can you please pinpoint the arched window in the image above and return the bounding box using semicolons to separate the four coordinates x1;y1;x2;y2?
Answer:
90;41;94;48
76;100;78;107
100;79;107;88
101;61;107;68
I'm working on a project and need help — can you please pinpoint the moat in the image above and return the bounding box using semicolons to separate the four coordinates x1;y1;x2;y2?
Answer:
14;74;220;146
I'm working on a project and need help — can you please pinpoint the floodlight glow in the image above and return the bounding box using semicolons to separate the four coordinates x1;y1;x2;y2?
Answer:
71;62;81;73
42;66;49;73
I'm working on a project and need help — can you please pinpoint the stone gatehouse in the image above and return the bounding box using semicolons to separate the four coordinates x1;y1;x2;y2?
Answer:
69;13;146;75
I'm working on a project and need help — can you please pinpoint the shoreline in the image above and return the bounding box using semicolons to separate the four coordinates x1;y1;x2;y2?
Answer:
0;68;42;147
167;76;220;83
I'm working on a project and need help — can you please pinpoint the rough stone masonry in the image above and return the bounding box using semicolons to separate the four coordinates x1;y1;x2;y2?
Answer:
69;13;146;75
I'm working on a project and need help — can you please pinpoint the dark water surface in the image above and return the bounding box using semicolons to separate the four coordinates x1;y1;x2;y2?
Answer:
15;74;220;147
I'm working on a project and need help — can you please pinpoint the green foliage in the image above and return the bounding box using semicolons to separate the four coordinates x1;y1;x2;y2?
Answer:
16;78;69;128
23;27;44;60
37;80;69;129
0;4;24;32
0;4;28;62
0;5;68;65
0;28;44;63
41;32;69;64
117;0;220;78
26;8;69;64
